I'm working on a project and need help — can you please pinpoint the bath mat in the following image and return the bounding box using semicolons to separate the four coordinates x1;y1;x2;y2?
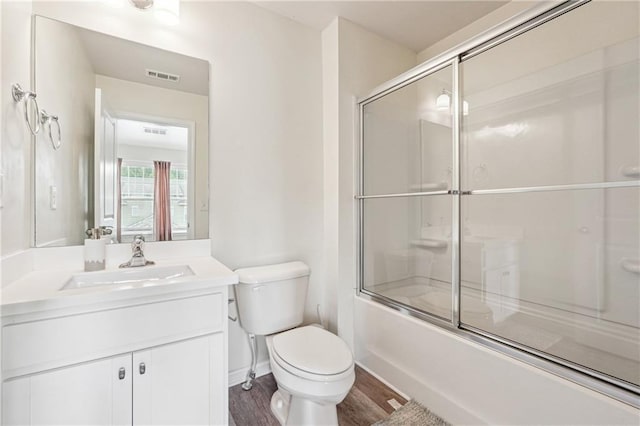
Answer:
373;400;450;426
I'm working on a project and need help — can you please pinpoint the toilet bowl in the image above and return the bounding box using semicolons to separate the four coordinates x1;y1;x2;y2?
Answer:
233;261;355;425
266;325;355;425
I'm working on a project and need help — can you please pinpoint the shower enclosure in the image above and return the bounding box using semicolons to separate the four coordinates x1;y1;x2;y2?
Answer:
357;0;639;405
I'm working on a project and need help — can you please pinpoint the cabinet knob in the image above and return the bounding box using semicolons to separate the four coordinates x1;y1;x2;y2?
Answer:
118;367;126;380
139;362;146;375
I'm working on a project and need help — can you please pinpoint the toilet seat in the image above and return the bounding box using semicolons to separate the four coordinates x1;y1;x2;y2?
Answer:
270;326;354;382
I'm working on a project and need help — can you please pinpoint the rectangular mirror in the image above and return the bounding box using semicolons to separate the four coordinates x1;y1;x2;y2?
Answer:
33;16;209;247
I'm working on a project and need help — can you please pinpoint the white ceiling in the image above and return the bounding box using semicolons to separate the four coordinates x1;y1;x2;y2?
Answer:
117;119;189;150
255;1;509;53
76;25;209;96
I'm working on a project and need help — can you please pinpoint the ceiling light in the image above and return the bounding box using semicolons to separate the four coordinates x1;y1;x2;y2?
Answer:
435;89;469;116
436;91;450;110
128;0;180;26
154;0;180;26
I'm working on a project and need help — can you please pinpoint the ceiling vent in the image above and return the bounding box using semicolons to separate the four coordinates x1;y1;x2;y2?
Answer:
144;127;168;136
145;68;180;83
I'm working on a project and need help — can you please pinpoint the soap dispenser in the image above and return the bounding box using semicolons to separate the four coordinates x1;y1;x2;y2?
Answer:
84;227;112;272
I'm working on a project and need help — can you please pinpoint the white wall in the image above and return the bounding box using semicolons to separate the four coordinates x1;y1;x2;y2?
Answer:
322;18;417;349
34;17;95;247
321;19;340;336
96;74;209;240
1;1;33;257
2;1;324;377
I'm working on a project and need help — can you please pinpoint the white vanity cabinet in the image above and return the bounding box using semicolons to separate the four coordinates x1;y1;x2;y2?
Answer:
132;333;225;425
2;286;229;426
4;354;133;425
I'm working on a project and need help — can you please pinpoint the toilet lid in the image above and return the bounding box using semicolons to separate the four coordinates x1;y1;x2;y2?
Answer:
272;326;353;376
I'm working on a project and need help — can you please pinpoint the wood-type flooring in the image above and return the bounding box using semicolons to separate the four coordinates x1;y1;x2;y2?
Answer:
229;365;408;426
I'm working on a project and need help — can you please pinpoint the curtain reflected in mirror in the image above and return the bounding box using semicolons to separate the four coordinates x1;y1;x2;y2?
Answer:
153;160;172;242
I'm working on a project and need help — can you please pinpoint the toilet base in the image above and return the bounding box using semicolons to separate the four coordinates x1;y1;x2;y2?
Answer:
270;389;290;425
270;388;339;426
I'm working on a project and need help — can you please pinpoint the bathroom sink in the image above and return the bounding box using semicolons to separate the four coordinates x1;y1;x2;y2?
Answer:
62;265;195;290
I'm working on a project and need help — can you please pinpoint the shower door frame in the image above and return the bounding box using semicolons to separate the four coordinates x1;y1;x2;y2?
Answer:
355;0;640;408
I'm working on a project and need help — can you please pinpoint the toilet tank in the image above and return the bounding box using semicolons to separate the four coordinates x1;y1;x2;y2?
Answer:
234;261;309;336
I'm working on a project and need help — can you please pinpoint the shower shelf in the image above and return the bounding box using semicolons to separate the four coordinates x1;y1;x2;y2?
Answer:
409;182;448;191
620;165;640;178
410;239;448;249
621;258;640;274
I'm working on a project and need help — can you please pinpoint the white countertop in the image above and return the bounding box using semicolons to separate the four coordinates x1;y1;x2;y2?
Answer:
1;256;238;320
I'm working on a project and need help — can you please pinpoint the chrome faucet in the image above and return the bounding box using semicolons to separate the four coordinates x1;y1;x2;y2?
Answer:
119;235;155;268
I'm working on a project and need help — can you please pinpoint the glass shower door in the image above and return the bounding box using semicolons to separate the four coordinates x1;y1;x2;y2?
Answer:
459;0;640;388
360;64;455;322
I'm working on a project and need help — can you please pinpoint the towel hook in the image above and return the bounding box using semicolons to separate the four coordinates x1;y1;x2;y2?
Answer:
11;83;40;136
40;110;61;150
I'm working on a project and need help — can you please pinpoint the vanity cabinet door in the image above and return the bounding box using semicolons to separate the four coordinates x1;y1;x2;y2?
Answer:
2;354;132;426
2;376;30;425
133;333;224;425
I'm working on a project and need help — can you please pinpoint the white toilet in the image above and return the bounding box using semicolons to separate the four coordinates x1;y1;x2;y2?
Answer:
234;261;355;426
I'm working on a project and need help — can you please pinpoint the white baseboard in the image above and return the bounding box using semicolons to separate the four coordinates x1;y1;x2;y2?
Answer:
228;360;271;387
